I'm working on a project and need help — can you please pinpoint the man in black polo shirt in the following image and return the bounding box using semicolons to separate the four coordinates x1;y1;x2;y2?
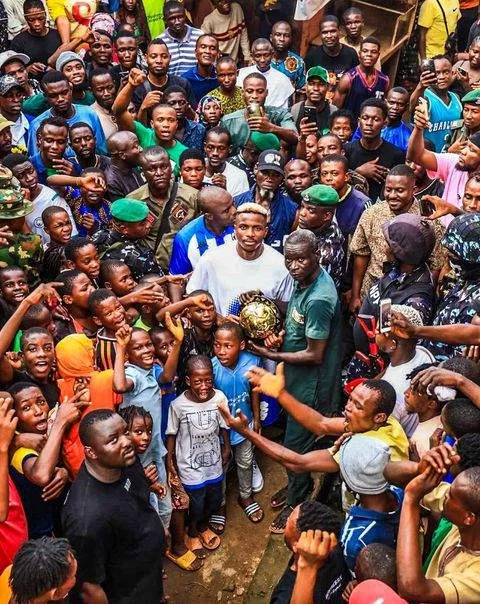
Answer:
344;98;405;202
62;409;165;604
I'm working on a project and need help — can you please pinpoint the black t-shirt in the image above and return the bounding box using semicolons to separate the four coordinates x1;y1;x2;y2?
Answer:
132;74;195;108
10;29;62;73
270;547;350;604
305;44;358;76
344;140;406;202
62;460;165;604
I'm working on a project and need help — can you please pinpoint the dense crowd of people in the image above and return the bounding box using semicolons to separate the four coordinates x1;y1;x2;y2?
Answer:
1;0;480;602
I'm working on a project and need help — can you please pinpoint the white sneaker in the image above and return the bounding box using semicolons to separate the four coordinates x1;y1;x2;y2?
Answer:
252;459;264;493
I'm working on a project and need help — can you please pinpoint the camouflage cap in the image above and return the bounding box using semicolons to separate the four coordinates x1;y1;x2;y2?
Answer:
0;172;32;219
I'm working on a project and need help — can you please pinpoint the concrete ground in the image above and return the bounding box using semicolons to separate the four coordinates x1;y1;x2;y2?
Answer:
164;451;291;603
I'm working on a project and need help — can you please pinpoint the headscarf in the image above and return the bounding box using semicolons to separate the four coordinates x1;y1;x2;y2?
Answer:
90;13;116;35
55;334;121;479
198;95;222;126
55;333;94;380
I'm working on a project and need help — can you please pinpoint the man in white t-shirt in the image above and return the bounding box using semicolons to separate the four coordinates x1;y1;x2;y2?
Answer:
237;39;294;109
376;305;436;437
187;202;293;315
203;127;249;197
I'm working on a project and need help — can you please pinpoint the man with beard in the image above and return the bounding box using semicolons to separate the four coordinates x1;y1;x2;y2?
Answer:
127;146;199;270
62;410;165;603
233;149;297;253
30;117;80;184
283;159;312;204
131;38;194;109
270;21;306;92
69;123;111;172
407;101;480;220
27;71;107;156
90;68;118;140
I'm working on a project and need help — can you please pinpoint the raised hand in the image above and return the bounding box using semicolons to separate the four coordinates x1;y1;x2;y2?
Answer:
115;324;132;348
294;529;338;570
0;395;17;452
189;293;213;310
128;68;147;88
56;392;91;426
246;363;285;398
164;311;184;342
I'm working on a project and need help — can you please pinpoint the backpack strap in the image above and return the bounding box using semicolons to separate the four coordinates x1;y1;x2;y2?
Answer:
154;182;179;252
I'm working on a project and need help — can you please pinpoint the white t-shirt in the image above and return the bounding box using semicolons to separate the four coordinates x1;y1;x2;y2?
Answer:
165;389;228;488
203;162;250;197
383;346;436;438
237;66;295;109
186;240;293;315
26;185;77;246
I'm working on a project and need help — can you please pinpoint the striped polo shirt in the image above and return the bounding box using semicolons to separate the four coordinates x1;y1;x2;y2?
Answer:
160;25;204;76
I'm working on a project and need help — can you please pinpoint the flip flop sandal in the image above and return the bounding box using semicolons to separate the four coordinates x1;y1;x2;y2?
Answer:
165;549;203;571
208;514;226;535
185;537;207;559
270;485;288;509
199;529;221;550
269;505;294;534
240;500;264;524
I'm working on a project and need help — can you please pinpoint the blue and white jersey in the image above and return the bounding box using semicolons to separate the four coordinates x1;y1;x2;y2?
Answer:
424;88;462;152
212;351;262;445
340;486;403;570
169;215;234;275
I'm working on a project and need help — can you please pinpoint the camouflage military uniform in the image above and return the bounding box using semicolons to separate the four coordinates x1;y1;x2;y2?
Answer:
0;232;43;285
92;230;163;280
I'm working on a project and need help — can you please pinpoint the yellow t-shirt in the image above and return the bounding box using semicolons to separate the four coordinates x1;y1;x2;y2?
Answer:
426;525;480;603
46;0;96;38
418;0;460;58
331;416;409;463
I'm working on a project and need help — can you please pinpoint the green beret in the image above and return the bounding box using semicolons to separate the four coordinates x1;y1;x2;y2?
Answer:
249;131;281;151
111;198;149;222
301;184;340;206
462;89;480;105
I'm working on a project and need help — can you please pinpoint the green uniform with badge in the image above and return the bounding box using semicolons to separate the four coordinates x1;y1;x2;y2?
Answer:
282;184;343;508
